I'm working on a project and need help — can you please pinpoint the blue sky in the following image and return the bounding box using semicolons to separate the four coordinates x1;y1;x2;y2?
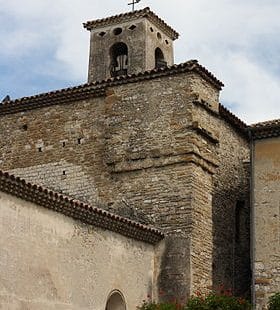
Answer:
0;0;279;124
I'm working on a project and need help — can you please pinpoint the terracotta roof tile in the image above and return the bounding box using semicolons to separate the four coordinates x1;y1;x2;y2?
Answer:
250;118;280;139
83;7;179;40
0;170;164;244
0;60;224;115
219;104;249;138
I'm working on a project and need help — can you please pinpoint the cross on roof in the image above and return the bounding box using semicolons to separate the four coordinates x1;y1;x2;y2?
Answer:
128;0;141;12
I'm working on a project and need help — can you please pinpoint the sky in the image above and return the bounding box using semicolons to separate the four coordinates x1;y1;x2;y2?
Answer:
0;0;279;124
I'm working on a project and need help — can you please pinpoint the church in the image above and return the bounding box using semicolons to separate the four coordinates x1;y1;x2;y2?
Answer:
0;7;279;310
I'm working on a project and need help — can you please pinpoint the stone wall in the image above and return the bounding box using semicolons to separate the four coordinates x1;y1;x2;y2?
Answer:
0;96;113;206
0;191;157;310
0;70;250;299
9;160;97;204
253;137;280;309
191;100;250;295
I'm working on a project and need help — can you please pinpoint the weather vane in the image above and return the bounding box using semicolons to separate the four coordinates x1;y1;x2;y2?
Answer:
128;0;141;12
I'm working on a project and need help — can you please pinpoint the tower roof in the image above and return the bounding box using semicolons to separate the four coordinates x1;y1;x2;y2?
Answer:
83;7;179;40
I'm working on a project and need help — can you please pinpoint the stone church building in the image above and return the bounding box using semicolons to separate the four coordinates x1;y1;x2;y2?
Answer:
0;7;279;310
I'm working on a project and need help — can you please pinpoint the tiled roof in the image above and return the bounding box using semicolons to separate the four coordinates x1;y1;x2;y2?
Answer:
219;104;249;138
250;119;280;139
0;170;164;245
0;60;224;115
0;58;252;140
83;7;179;40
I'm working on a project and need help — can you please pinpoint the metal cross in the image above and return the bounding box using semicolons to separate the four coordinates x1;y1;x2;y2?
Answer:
128;0;141;12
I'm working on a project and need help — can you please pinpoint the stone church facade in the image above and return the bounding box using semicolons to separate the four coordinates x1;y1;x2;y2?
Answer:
0;7;279;309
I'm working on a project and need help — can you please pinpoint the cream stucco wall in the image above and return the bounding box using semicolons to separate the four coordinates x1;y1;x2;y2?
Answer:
0;191;157;310
253;137;280;309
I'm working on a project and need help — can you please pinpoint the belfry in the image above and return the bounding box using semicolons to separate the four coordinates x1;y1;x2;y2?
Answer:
83;7;179;82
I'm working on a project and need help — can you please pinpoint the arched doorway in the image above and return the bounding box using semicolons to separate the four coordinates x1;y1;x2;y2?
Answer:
155;47;167;69
105;290;126;310
110;43;128;77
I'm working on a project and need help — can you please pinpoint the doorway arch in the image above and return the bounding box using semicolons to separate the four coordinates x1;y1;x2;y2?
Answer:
105;290;126;310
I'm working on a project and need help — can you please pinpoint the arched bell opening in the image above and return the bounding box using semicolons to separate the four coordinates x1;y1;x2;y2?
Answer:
110;42;128;77
155;47;167;69
105;290;126;310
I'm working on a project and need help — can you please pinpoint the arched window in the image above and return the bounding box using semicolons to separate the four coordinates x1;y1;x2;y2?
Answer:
155;47;167;69
105;290;126;310
110;43;128;77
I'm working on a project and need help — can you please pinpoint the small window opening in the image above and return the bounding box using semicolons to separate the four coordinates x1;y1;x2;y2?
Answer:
157;32;162;40
38;147;42;152
77;138;82;144
98;31;106;37
155;47;167;69
62;170;66;176
150;27;154;32
165;39;169;45
113;28;123;35
62;142;66;147
105;291;126;310
128;25;136;30
110;42;128;77
22;124;28;131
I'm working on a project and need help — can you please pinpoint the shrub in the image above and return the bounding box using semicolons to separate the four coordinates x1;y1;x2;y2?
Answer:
186;292;251;309
268;292;280;310
137;289;251;310
137;300;184;310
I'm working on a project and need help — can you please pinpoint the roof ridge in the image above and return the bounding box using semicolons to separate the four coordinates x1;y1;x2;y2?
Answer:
0;170;164;244
250;118;280;128
219;104;249;139
1;60;223;111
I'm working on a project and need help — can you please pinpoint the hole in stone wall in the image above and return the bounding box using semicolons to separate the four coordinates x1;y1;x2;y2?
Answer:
98;31;106;37
165;39;169;45
110;42;128;77
62;142;66;147
128;25;136;30
155;47;167;69
157;32;162;40
63;170;66;176
150;27;154;32
38;147;42;152
77;138;82;144
113;27;123;35
22;124;28;131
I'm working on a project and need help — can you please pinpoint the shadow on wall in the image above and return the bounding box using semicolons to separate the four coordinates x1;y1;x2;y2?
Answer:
158;234;190;303
212;189;251;298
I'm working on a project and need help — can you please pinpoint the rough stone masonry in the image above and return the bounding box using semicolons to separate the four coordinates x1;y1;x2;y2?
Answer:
0;6;253;304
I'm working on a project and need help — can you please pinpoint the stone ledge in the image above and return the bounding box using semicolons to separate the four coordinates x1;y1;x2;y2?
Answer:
109;151;218;175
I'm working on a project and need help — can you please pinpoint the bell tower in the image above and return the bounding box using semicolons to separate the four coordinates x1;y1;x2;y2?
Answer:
83;7;179;83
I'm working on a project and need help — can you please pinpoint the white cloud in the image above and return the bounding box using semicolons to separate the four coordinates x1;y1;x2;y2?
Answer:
0;0;279;123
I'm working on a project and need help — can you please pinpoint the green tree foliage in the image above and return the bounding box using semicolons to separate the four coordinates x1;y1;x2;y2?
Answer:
268;293;280;310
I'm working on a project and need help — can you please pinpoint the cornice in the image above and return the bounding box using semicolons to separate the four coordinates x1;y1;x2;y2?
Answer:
83;7;179;40
0;60;224;116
